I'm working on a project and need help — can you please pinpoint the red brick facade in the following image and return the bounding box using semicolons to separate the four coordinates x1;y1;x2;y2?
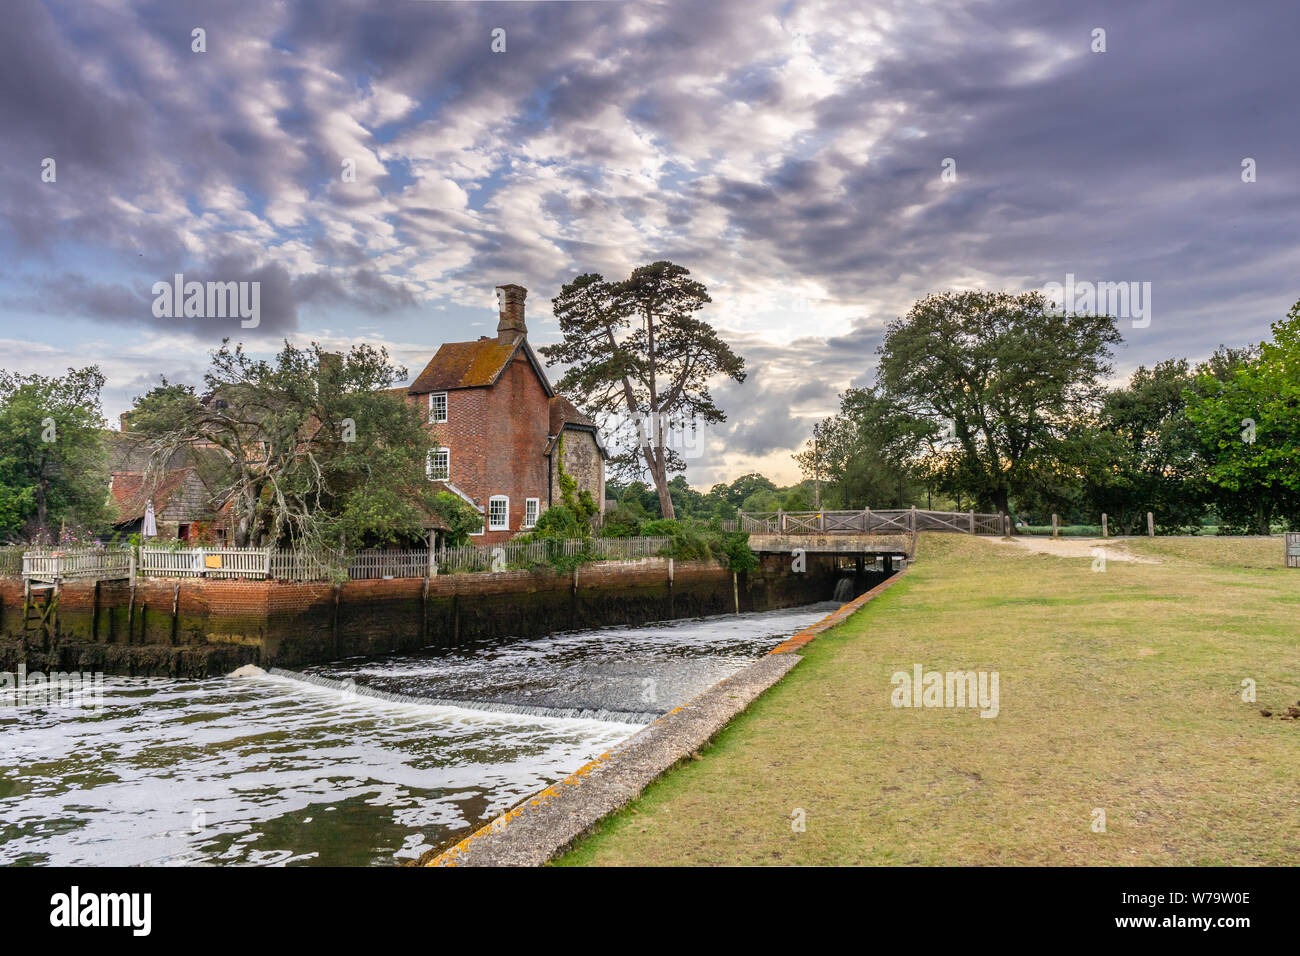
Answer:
403;285;606;544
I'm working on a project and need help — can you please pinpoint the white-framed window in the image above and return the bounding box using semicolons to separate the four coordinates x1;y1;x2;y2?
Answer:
429;391;448;423
524;498;539;528
488;495;509;530
425;447;449;481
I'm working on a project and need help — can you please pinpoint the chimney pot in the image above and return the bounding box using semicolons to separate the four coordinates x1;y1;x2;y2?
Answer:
495;284;527;345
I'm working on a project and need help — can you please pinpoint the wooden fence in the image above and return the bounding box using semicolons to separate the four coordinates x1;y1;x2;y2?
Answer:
739;508;1003;535
22;548;134;583
18;536;677;584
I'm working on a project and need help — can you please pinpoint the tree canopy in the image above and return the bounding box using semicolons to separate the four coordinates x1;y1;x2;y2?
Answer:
126;340;445;549
876;290;1122;517
0;366;110;543
540;261;745;520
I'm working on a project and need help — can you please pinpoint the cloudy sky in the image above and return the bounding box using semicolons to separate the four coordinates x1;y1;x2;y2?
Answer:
2;0;1296;486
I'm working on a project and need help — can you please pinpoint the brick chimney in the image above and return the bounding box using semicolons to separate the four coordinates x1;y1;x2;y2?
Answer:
495;284;527;345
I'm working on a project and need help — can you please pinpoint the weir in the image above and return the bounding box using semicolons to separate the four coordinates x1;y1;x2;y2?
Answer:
262;667;659;725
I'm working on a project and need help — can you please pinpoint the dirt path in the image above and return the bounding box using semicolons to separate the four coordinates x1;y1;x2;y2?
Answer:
992;535;1161;563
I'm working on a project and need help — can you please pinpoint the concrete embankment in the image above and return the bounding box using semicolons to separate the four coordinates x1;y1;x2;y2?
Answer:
0;553;884;677
424;570;908;867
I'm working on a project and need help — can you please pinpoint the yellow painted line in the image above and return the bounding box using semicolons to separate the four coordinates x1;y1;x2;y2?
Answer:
767;569;908;655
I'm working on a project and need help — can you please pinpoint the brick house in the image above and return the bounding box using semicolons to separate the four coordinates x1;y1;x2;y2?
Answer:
401;284;606;544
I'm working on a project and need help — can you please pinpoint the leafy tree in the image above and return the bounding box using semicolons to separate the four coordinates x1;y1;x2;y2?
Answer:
0;366;111;543
794;386;930;509
877;290;1122;518
426;491;483;546
1080;360;1207;533
1185;306;1300;534
541;262;746;520
667;474;703;518
127;340;440;549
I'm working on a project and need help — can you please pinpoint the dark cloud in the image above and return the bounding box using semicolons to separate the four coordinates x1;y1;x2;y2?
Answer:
2;0;1298;480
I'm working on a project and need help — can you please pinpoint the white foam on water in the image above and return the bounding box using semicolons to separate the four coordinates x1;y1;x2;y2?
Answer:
256;667;652;730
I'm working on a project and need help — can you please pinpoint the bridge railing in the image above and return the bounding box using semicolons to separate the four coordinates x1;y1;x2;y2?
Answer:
739;508;1003;535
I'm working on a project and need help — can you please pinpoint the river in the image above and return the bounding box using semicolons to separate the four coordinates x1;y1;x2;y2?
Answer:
0;602;836;866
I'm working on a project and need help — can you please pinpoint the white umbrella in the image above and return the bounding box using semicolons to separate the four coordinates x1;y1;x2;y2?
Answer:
143;500;157;538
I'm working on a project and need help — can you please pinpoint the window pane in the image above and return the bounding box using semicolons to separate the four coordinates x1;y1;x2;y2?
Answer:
426;449;449;480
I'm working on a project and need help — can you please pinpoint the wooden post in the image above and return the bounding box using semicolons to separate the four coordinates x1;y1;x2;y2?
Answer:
733;571;740;615
1285;533;1300;569
1147;512;1155;537
819;508;825;532
170;582;180;645
332;583;341;657
969;510;975;534
909;505;917;532
1051;514;1059;539
1101;513;1108;538
778;509;784;533
428;531;437;578
863;507;871;532
421;575;429;639
1002;513;1011;537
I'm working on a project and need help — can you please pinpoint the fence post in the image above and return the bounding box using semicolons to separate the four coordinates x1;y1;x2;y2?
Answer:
1101;513;1108;538
864;507;871;532
1051;514;1059;539
1002;512;1011;537
778;509;784;533
969;510;975;534
1147;512;1155;537
909;505;916;532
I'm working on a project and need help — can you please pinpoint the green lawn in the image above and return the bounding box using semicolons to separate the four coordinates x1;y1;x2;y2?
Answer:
557;533;1300;865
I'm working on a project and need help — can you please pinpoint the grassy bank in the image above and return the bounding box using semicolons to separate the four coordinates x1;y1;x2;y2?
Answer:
556;533;1300;865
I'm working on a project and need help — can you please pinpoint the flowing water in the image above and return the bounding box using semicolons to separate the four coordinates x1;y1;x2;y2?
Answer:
0;602;837;867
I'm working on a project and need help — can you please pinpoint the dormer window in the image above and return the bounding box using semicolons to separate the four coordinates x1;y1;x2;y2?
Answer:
429;392;448;423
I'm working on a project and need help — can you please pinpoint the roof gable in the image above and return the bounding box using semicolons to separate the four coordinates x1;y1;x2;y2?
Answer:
408;338;554;396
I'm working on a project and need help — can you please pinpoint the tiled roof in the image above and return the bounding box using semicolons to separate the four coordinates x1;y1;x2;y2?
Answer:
409;339;519;392
549;395;597;433
109;470;193;521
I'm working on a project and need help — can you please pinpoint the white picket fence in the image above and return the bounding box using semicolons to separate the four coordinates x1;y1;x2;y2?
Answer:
18;537;677;583
140;546;272;579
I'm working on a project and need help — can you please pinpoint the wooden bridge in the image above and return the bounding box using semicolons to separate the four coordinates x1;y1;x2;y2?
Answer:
737;507;1005;536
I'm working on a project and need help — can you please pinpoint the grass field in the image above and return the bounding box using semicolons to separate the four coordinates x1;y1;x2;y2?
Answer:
556;533;1300;866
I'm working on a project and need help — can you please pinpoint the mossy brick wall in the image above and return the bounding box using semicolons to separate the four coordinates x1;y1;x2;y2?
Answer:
0;554;857;678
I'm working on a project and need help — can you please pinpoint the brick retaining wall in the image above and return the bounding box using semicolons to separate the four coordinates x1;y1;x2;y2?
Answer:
0;554;876;677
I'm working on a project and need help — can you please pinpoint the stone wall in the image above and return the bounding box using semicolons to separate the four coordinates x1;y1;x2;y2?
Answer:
550;427;605;516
